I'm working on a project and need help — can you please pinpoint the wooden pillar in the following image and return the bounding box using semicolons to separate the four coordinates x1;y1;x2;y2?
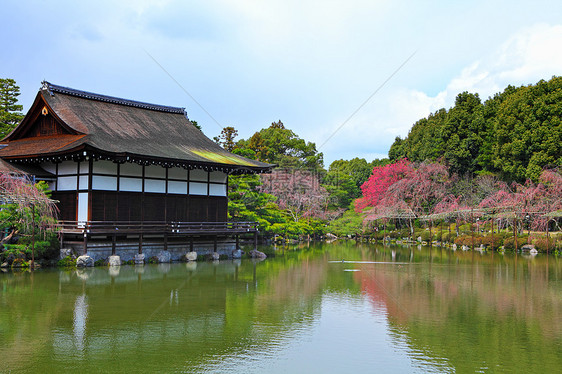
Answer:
235;235;240;250
112;234;116;256
254;231;258;251
213;237;217;252
471;211;475;250
513;216;518;252
429;220;433;247
491;217;494;252
190;236;194;252
138;234;143;254
83;232;88;255
164;232;168;251
546;219;550;254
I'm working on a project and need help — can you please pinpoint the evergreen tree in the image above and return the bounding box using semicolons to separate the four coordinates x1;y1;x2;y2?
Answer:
0;78;24;139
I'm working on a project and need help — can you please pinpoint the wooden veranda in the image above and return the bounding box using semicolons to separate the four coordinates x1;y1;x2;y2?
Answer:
58;220;259;255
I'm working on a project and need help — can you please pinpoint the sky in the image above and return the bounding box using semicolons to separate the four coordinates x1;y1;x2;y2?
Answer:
2;0;562;166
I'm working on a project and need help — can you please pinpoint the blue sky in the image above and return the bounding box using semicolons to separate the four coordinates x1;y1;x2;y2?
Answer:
2;0;562;166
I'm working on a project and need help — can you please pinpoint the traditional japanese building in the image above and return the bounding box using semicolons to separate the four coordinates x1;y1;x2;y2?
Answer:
0;82;272;223
0;82;272;259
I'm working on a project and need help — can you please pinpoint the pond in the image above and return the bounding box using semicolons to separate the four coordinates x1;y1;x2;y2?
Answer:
1;242;561;373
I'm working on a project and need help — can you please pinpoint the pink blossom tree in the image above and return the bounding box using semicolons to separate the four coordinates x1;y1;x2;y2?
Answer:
360;160;452;238
1;171;58;265
355;158;411;212
260;168;330;221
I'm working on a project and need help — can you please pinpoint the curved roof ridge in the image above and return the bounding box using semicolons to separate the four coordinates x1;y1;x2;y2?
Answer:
41;81;186;114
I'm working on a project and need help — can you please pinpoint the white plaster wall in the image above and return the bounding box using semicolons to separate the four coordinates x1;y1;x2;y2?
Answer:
58;161;78;175
168;181;188;194
92;160;117;175
77;192;89;222
120;162;142;177
209;171;227;183
92;176;117;190
120;177;142;192
145;179;166;193
189;182;207;195
40;162;57;174
209;184;227;196
58;176;77;190
168;167;187;180
145;165;166;178
190;169;208;181
79;175;89;190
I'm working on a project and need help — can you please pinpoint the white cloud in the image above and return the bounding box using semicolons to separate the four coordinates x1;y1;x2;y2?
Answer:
320;23;562;165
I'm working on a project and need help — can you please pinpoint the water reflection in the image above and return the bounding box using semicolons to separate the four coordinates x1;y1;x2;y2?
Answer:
73;294;88;354
0;243;560;373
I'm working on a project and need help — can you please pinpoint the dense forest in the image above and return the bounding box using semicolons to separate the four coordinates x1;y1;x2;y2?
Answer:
388;76;562;182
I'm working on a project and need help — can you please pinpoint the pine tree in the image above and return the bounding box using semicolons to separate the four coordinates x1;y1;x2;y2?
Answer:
0;78;24;139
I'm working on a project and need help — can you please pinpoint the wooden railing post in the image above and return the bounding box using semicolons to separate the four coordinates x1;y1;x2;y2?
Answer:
112;232;116;256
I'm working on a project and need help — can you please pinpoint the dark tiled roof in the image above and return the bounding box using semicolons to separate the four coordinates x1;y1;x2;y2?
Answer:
0;135;86;157
0;159;54;178
0;82;273;172
43;81;186;114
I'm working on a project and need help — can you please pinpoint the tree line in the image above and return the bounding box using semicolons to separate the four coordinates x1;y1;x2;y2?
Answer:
389;76;562;182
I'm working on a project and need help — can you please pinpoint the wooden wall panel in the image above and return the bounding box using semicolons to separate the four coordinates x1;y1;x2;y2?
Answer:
52;191;77;221
143;194;165;221
87;192;227;222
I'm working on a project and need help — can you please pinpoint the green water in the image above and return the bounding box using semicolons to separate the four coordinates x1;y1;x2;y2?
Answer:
1;243;561;373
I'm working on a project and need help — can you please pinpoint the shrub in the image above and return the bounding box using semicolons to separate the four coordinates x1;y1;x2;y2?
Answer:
458;223;472;235
481;235;503;250
58;256;76;267
533;238;555;252
441;232;453;243
388;231;401;239
421;230;432;242
94;258;107;267
399;228;411;238
454;235;483;247
503;237;527;251
11;258;29;268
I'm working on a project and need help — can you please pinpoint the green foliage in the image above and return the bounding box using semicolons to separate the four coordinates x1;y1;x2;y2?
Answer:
235;120;324;171
11;258;29;268
389;76;562;181
481;234;504;250
326;209;364;236
502;236;527;251
57;256;76;267
94;258;107;266
532;238;555;252
0;78;24;139
323;158;387;209
0;245;28;264
190;120;202;131
214;126;238;151
420;230;432;242
441;231;453;243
